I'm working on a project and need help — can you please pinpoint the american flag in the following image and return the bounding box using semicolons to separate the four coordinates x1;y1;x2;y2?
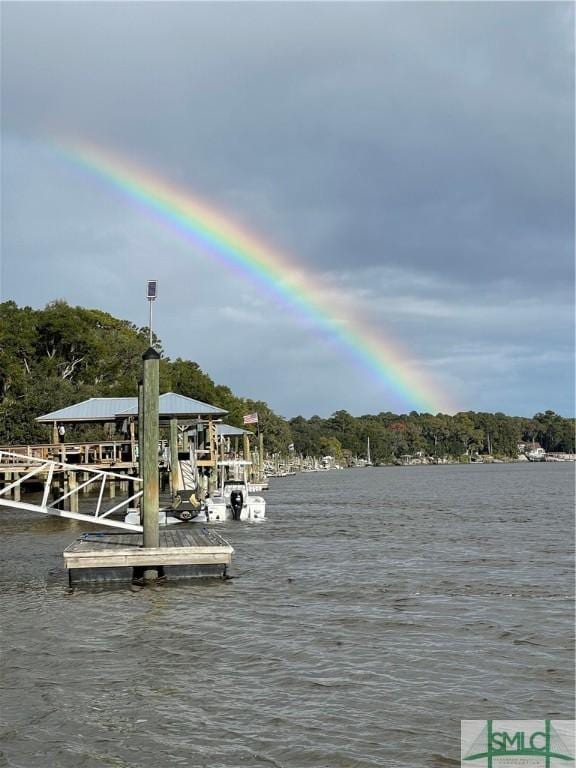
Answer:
243;412;259;425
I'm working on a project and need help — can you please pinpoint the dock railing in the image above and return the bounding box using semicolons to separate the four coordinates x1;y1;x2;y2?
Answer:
0;450;143;531
0;440;136;467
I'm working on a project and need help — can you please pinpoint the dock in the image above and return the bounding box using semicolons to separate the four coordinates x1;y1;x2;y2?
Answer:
64;528;234;583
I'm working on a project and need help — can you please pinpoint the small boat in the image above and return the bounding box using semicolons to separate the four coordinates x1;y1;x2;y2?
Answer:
248;480;269;492
526;447;546;462
124;457;205;526
365;437;373;467
124;506;192;526
200;459;266;522
202;479;266;522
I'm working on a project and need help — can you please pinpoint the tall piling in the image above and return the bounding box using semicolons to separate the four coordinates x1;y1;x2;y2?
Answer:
259;432;264;481
169;418;179;495
142;348;160;580
68;471;78;513
137;380;144;478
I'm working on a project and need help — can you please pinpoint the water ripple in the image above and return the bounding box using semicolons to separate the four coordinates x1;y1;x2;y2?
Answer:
0;463;573;767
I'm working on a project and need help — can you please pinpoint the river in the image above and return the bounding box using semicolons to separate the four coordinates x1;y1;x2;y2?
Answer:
0;462;573;767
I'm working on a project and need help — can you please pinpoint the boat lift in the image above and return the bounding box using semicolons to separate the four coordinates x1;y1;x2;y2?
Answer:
0;450;143;531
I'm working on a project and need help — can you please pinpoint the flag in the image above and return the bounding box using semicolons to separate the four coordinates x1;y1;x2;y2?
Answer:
243;412;259;425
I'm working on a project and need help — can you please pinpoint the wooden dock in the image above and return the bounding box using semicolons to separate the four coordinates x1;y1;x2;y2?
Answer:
64;528;234;581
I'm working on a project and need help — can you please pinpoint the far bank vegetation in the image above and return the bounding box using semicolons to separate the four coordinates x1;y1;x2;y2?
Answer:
1;301;573;462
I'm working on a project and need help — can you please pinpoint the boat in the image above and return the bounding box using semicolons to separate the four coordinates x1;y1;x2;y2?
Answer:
248;480;269;492
365;437;373;467
124;506;190;526
124;456;206;526
526;446;546;462
201;460;266;522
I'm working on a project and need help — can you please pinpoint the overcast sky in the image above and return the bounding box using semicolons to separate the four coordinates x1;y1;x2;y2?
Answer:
1;2;574;418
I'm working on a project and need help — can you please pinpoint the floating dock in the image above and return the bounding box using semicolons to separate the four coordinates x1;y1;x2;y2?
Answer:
63;528;234;584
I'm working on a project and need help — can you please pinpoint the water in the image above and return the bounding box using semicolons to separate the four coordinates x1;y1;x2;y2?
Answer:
0;463;573;767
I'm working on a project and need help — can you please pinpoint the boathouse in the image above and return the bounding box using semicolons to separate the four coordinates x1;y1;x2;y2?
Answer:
31;392;227;469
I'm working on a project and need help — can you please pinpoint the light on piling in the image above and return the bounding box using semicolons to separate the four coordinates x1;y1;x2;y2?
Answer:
147;279;158;346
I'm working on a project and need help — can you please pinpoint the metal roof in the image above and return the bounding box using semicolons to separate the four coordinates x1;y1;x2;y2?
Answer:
36;398;137;423
119;393;227;418
216;424;253;437
37;393;227;423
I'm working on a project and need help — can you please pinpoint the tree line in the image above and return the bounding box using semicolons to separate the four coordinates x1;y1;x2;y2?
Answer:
0;301;573;460
288;409;574;463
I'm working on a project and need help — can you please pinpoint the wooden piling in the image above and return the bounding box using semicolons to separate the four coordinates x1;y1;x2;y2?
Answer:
243;434;251;465
259;432;264;481
51;472;66;509
68;471;78;514
169;418;179;495
129;419;136;466
13;473;21;502
142;348;160;580
138;380;144;478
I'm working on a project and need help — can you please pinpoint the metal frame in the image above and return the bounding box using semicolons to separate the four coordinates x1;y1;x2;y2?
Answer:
0;450;143;531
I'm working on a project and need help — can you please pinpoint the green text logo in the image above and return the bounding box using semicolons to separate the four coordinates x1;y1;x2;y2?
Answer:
461;720;574;767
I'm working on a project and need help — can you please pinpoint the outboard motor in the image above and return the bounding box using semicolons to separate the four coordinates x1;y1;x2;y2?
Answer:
230;490;243;520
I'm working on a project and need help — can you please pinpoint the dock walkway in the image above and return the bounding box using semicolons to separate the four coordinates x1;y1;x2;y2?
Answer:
64;528;234;570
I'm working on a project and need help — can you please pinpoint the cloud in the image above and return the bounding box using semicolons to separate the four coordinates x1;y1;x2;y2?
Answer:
1;2;573;417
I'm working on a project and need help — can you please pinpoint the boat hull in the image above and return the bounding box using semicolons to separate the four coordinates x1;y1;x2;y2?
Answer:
203;495;266;522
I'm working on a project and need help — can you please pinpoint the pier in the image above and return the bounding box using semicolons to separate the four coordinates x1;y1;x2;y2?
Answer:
64;528;234;584
0;348;237;586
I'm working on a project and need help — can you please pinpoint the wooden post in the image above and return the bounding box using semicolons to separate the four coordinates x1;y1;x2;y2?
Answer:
169;418;179;495
137;380;144;478
243;434;251;465
58;471;66;509
142;348;160;580
12;473;21;502
68;471;78;513
129;420;136;466
259;432;264;481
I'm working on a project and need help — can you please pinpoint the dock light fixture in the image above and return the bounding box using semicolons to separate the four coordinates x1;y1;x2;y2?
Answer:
147;280;158;300
146;280;158;346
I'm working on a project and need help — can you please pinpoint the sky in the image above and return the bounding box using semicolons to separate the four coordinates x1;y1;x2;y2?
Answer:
1;1;574;419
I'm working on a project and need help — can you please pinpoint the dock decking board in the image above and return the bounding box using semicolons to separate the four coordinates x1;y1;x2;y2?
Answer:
63;528;234;569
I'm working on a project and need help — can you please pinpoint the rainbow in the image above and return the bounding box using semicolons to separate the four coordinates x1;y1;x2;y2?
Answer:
54;141;454;414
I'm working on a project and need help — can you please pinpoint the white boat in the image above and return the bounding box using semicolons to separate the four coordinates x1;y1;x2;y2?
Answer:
202;479;266;522
200;459;266;522
124;507;188;526
526;447;546;462
366;437;373;467
248;480;269;492
125;457;206;526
